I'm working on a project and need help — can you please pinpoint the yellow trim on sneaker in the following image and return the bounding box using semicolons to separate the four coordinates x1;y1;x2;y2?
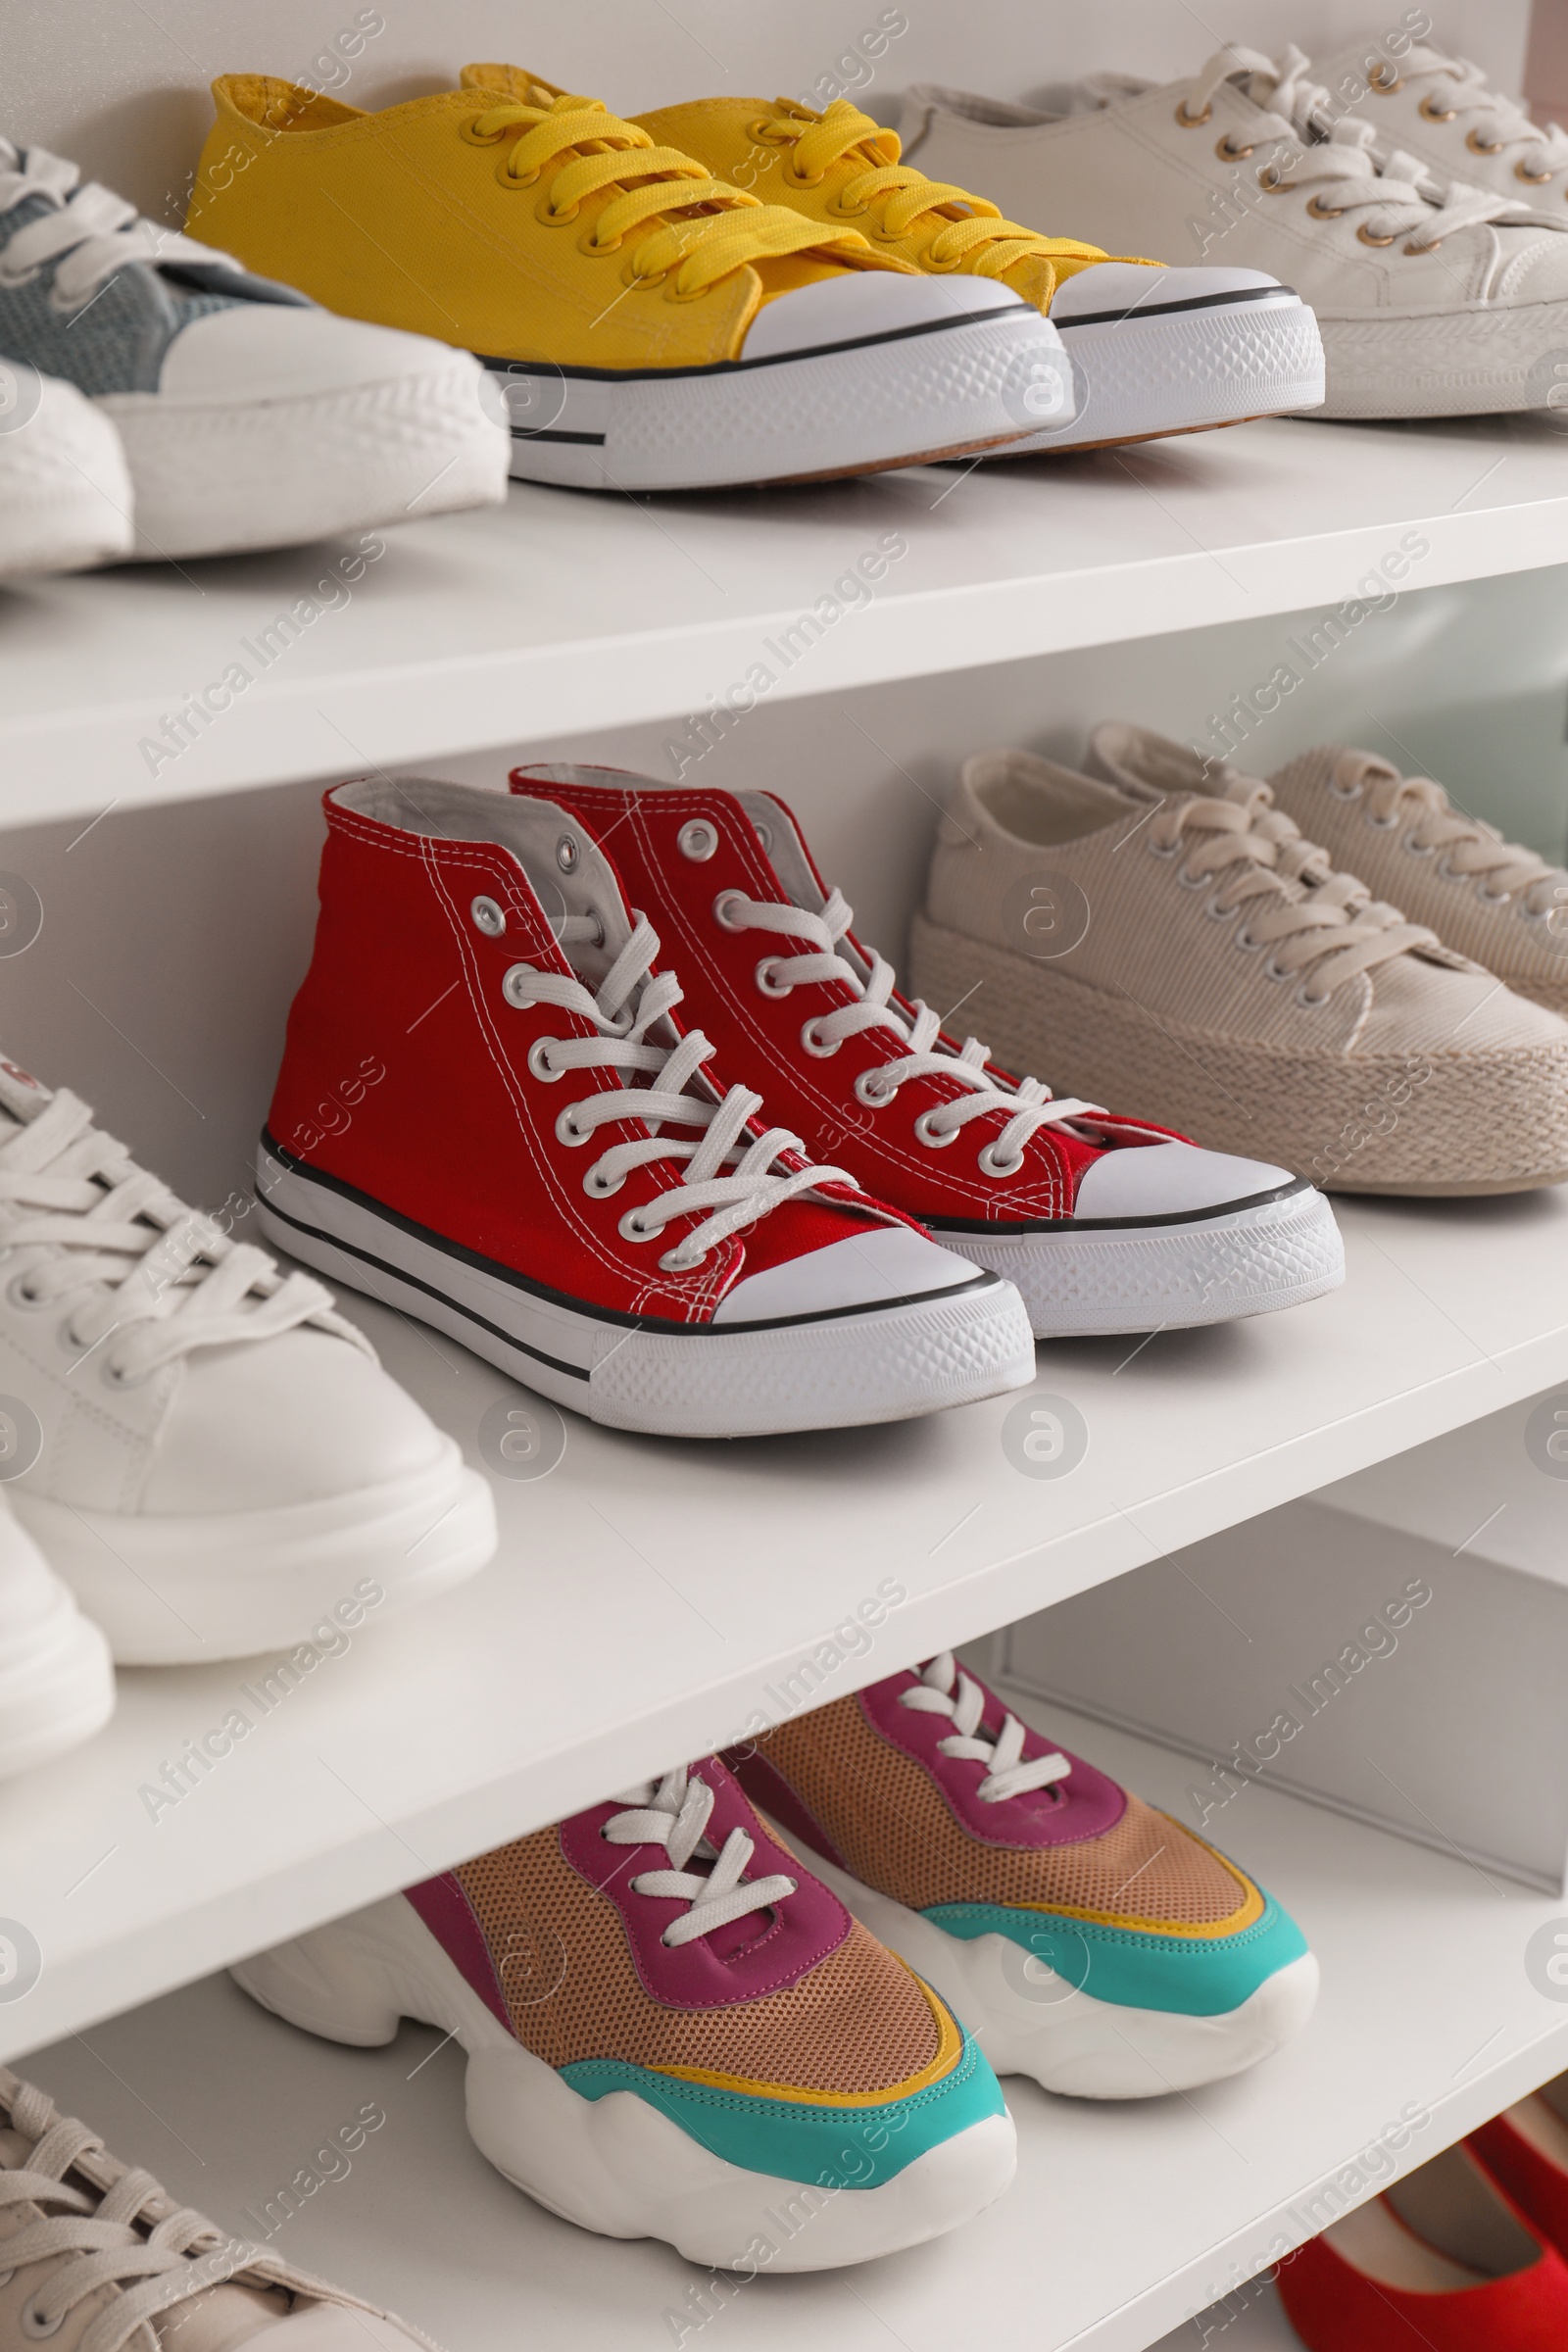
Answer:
651;1962;962;2106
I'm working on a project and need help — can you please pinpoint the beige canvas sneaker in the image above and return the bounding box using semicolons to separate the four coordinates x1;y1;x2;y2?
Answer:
1264;744;1568;1021
908;728;1568;1195
0;2068;433;2352
1313;32;1568;215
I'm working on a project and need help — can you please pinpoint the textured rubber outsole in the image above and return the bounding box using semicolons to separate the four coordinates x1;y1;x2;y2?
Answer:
1000;292;1324;454
257;1141;1037;1438
13;1440;496;1666
910;910;1568;1196
491;306;1068;489
231;1893;1018;2270
931;1184;1345;1335
0;1580;115;1780
783;1838;1320;2100
1315;301;1568;418
0;373;132;574
100;354;509;558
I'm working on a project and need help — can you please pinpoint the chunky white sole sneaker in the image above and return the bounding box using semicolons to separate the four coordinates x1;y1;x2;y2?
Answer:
12;1441;493;1669
789;1834;1321;2101
928;1175;1345;1337
0;370;131;574
490;302;1069;490
1008;269;1325;454
0;1572;113;1781
256;1137;1037;1439
232;1892;1017;2270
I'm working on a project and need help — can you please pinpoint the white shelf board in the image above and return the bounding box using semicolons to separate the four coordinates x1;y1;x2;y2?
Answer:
4;412;1568;828
4;1186;1568;2065
21;1692;1568;2352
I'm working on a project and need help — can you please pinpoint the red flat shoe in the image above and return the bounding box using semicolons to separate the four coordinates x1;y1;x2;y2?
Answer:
1471;2072;1568;2258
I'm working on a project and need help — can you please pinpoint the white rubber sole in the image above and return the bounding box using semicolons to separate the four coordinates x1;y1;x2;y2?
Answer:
12;1438;495;1666
1317;301;1568;418
98;354;509;559
489;306;1068;489
0;373;133;574
232;1892;1017;2270
786;1836;1321;2100
997;290;1324;454
256;1140;1037;1439
929;1181;1345;1337
0;1580;115;1780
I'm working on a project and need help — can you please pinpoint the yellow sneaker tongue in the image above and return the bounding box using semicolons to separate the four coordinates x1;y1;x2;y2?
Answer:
460;61;564;107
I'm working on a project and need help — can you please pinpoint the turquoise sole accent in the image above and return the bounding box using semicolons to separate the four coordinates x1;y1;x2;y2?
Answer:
559;2022;1004;2188
921;1889;1309;2017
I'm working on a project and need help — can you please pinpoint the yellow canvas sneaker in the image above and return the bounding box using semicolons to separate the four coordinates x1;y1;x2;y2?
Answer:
466;74;1325;456
189;74;1069;491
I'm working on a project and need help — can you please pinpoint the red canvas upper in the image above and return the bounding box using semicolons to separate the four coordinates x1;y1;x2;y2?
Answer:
268;782;914;1324
508;765;1181;1226
1473;2103;1568;2264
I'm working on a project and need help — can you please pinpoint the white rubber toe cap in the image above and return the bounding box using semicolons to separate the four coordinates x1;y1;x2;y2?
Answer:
159;303;480;402
711;1224;986;1323
1051;263;1289;319
1074;1140;1298;1221
143;1328;450;1513
743;270;1030;360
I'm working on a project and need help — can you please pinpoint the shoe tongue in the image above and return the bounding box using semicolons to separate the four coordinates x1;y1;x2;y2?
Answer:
0;1053;51;1139
460;61;565;108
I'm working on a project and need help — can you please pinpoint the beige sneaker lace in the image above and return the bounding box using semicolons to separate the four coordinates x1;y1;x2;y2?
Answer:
1391;43;1568;186
1148;781;1441;1005
1328;750;1568;923
465;92;876;297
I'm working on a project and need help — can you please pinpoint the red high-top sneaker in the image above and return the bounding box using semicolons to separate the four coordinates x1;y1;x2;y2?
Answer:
257;776;1035;1438
507;765;1345;1337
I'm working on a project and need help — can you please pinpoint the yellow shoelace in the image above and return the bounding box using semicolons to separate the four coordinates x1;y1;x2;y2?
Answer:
467;94;871;297
751;99;1106;278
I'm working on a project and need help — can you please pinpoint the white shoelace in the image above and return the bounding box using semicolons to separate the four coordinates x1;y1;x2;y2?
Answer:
0;138;238;315
1395;43;1568;185
0;1088;359;1389
716;885;1101;1178
1330;751;1568;921
602;1766;797;1947
505;912;856;1271
0;2074;290;2352
901;1653;1071;1802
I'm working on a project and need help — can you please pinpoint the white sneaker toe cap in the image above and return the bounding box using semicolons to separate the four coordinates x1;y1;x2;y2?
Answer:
1050;263;1290;320
1074;1139;1298;1221
742;270;1029;359
159;303;480;402
712;1223;985;1322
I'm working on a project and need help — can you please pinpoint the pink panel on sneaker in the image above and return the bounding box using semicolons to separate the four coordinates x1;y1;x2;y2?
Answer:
860;1670;1127;1847
557;1757;851;2010
403;1873;511;2027
728;1746;854;1875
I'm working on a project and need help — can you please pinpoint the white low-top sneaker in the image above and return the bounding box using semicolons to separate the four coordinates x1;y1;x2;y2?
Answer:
0;136;509;560
904;45;1568;418
0;367;131;575
0;1490;111;1782
0;1052;496;1664
0;2070;438;2352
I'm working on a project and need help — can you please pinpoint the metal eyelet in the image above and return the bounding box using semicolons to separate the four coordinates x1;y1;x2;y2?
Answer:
21;2302;63;2341
712;889;747;929
535;195;579;225
1517;159;1553;184
854;1068;896;1105
1216;134;1253;160
1437;857;1468;884
100;1360;136;1392
7;1273;43;1309
978;1141;1025;1178
556;833;579;874
460;116;506;145
1466;127;1503;155
914;1108;958;1149
1477;883;1512;906
1420;92;1457;122
1403;236;1443;255
470;895;506;937
1235;928;1264;953
1203;895;1238;921
1405;835;1435;856
782;161;826;187
1263;955;1291;982
1367;64;1402;93
1356;221;1397;247
826;189;868;220
1329;772;1362;800
1175;97;1211;126
1295;984;1331;1008
618;1208;654;1244
527;1036;564;1081
583;1165;624;1198
755;956;792;999
1148;835;1182;858
1175;864;1208;891
1306;193;1345;220
678;819;718;862
503;965;540;1009
1366;810;1400;830
800;1018;839;1057
556;1106;592;1148
752;819;772;854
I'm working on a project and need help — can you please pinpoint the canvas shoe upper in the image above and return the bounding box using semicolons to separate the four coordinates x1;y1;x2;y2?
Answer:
0;137;507;560
258;776;1034;1438
600;79;1324;453
910;729;1568;1195
507;762;1344;1336
230;1756;1015;2270
0;2070;436;2352
1313;32;1568;215
0;366;130;574
726;1654;1317;2100
0;1049;494;1663
186;72;1067;492
1266;744;1568;1018
901;44;1568;418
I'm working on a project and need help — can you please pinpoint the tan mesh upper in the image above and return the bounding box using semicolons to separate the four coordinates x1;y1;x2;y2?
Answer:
760;1693;1255;1929
454;1825;942;2093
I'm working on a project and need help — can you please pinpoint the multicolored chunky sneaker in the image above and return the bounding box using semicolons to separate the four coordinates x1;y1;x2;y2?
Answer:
230;1759;1015;2270
728;1655;1318;2099
507;762;1345;1336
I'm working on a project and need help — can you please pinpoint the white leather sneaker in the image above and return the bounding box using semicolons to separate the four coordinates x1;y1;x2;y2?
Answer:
0;1493;111;1781
904;45;1568;417
0;1051;496;1664
0;368;131;575
1313;32;1568;216
0;2069;437;2352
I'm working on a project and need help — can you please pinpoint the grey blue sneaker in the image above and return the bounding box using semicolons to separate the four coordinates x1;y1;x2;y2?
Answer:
0;137;509;559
